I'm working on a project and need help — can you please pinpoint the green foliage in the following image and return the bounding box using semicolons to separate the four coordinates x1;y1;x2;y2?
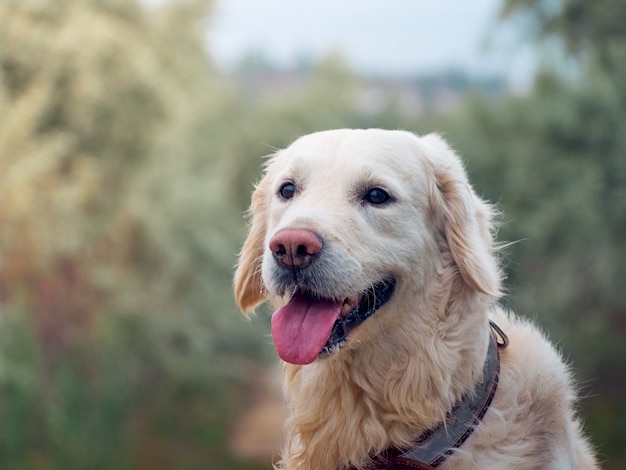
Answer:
1;1;269;468
501;0;626;56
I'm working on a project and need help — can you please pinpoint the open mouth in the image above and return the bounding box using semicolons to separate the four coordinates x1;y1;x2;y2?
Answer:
270;278;396;365
320;279;396;357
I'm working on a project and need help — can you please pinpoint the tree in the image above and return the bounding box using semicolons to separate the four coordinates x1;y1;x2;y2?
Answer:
0;2;269;468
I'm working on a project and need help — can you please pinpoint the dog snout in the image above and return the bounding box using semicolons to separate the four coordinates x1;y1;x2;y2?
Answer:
270;228;322;270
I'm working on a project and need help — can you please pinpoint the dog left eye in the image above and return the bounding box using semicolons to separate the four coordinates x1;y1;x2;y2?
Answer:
363;188;392;205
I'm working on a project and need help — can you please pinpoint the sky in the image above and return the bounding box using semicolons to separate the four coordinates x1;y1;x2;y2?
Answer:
208;0;536;87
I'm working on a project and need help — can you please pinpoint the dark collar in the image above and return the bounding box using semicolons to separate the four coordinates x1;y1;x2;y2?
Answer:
366;320;507;470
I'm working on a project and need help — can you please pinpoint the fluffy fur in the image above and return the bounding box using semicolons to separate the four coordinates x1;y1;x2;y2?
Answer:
234;129;598;470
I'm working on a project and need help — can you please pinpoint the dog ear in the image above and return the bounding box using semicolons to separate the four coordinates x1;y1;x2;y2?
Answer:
423;134;502;298
234;173;270;315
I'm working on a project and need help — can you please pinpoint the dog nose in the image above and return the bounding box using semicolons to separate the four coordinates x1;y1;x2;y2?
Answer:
269;229;322;270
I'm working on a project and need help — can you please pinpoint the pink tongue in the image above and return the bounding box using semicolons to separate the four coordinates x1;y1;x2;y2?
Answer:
271;293;342;365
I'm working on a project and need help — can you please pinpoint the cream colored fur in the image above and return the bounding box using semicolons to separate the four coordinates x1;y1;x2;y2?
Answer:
234;129;598;470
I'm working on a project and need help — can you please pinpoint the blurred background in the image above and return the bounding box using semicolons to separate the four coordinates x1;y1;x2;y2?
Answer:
1;0;624;468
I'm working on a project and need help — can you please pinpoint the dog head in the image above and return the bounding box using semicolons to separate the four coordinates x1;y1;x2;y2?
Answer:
234;129;501;365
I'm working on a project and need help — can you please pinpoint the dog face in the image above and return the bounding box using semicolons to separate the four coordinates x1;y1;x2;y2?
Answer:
234;129;500;365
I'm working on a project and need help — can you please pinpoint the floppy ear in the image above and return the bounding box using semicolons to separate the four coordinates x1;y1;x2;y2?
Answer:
423;134;502;298
234;174;270;315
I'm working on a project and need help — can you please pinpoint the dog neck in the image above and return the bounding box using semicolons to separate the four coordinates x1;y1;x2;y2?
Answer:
278;312;499;470
365;324;503;469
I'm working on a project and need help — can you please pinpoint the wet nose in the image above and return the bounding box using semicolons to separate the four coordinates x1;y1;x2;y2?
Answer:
269;229;322;270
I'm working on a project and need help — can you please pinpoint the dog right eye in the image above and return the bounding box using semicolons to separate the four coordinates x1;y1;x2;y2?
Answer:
279;182;296;200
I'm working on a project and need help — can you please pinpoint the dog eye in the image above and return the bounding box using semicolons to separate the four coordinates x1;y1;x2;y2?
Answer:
279;182;296;200
363;187;391;205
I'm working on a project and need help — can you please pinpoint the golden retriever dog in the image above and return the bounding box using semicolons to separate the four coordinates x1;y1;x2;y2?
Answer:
234;129;598;470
